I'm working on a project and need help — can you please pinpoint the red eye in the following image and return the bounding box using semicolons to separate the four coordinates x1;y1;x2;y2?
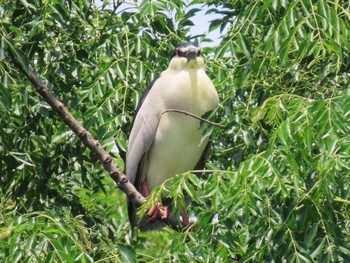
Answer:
176;49;183;56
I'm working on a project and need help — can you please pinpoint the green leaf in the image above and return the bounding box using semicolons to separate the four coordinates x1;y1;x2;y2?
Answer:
9;152;35;167
182;180;198;202
200;124;214;145
209;19;224;32
304;223;318;246
12;249;23;263
324;39;343;57
237;34;251;57
4;37;29;73
0;83;12;111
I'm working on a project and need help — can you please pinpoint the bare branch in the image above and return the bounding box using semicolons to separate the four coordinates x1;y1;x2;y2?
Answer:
7;46;184;231
162;109;224;128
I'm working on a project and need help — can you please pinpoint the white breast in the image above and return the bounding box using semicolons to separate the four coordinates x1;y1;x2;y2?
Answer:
144;66;219;190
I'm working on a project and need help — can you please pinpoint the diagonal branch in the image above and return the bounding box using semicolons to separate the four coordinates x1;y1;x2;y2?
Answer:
7;43;185;231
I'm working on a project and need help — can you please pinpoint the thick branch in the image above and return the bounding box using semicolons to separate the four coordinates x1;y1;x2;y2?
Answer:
8;48;184;231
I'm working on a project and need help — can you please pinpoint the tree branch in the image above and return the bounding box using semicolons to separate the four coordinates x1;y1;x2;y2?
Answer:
162;109;224;128
7;45;184;231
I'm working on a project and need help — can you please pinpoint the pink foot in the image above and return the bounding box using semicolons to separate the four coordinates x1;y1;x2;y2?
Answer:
147;203;169;222
140;179;169;223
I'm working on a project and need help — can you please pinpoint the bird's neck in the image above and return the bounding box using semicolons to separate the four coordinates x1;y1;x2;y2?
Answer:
168;57;205;71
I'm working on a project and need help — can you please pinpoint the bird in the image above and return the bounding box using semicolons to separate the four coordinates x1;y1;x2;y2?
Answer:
126;41;219;231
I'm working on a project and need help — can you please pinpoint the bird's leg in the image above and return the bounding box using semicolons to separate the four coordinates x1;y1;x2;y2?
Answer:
181;209;189;226
181;209;196;231
140;180;150;196
141;179;169;222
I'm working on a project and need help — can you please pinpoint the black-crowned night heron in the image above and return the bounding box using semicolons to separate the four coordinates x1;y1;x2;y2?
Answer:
126;42;219;230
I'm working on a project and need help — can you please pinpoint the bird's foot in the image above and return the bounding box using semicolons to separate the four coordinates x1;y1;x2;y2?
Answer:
147;203;168;223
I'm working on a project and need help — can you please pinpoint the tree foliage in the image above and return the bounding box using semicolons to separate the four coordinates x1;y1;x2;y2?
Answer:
1;0;350;262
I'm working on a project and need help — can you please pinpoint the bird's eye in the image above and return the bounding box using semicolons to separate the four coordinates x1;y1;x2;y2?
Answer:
197;49;201;56
176;49;183;56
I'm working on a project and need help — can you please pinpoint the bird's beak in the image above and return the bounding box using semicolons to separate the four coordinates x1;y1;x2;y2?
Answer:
186;47;199;61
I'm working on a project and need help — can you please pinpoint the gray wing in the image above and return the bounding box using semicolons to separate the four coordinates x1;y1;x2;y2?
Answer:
126;108;160;185
126;78;163;229
126;77;161;186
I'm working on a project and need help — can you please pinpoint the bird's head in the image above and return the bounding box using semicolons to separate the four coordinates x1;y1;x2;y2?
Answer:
169;42;204;70
174;42;201;60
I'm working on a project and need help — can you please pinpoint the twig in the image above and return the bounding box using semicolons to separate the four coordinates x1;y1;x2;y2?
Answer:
7;44;184;231
113;0;122;11
162;109;224;129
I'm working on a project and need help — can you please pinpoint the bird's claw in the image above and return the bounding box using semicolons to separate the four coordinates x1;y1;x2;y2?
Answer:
147;203;168;223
